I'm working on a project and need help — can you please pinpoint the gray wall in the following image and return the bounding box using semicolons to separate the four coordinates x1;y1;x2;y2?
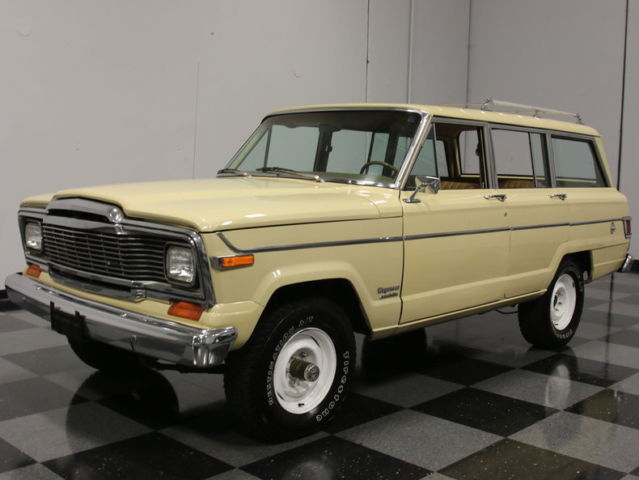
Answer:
1;0;636;281
621;0;639;256
466;0;637;256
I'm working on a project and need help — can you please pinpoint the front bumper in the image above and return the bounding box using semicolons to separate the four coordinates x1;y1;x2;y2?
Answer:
5;273;236;368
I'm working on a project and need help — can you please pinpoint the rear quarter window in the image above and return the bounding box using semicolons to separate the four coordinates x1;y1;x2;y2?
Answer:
552;137;607;188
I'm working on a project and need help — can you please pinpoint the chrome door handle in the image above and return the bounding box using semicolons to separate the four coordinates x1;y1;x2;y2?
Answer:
483;194;507;202
549;193;567;200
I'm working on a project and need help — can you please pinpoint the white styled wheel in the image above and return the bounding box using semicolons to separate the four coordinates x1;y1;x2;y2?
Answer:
518;259;584;349
550;273;577;331
272;327;337;414
224;297;355;441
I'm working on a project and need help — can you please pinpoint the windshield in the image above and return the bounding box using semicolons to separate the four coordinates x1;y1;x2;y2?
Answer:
223;110;423;185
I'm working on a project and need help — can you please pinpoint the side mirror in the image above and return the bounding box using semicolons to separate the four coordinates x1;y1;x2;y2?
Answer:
404;176;440;203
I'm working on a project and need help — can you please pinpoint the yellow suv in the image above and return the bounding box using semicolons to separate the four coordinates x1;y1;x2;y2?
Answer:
5;100;632;441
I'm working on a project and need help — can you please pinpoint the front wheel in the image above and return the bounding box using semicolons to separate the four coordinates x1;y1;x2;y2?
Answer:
224;297;355;442
518;259;584;348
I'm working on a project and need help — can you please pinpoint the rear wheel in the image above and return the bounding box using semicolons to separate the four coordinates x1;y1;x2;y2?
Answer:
224;297;355;442
518;259;584;348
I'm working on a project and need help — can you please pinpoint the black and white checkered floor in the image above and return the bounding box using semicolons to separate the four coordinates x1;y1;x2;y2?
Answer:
1;273;639;480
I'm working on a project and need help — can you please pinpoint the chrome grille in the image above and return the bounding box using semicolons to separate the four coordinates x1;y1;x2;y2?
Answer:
42;224;169;282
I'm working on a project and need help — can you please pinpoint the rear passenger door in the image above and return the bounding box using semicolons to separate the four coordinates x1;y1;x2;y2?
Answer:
489;127;570;298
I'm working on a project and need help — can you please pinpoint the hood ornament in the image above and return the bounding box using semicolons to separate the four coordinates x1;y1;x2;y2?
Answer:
108;207;124;224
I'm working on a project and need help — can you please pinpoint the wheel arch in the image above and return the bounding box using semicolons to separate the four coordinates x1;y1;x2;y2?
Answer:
262;279;371;335
561;250;592;282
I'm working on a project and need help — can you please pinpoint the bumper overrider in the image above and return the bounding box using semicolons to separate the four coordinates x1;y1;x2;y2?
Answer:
619;254;634;273
5;273;236;368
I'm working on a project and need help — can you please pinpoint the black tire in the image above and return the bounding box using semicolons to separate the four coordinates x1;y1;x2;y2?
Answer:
224;297;355;442
68;336;143;373
518;259;584;348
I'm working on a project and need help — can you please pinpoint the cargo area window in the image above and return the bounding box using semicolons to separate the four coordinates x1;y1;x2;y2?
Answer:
552;137;607;187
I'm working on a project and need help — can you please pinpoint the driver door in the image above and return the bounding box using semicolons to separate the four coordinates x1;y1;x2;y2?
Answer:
400;121;509;323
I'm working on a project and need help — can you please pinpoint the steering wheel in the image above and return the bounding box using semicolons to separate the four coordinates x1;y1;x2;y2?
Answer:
359;161;399;175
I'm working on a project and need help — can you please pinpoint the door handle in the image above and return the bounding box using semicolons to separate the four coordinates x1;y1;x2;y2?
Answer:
549;193;567;200
483;194;507;202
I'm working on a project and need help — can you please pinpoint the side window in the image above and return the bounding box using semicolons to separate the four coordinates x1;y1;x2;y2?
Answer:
407;121;487;190
552;137;607;187
411;129;447;178
459;130;480;175
530;133;550;187
492;129;549;188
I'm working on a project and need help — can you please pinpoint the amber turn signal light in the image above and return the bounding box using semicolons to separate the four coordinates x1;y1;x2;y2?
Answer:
25;264;42;278
168;301;204;321
216;255;254;269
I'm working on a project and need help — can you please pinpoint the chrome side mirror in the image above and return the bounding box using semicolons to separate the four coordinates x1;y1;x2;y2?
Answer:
404;176;440;203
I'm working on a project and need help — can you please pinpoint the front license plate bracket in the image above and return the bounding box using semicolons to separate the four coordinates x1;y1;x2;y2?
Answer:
50;301;88;341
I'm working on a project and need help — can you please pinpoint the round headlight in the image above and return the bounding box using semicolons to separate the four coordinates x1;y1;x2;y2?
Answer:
166;245;195;284
24;221;43;251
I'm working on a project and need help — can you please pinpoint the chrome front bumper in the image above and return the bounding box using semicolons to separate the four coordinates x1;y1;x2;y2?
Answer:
619;254;634;273
4;273;236;368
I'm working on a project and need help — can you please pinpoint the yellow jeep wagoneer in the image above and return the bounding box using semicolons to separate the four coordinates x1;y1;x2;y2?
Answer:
5;100;633;440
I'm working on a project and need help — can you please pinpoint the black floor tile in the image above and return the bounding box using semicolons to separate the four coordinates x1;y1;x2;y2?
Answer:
0;301;20;312
0;315;35;333
614;294;639;305
415;388;557;436
0;377;86;421
97;370;181;429
589;281;639;295
323;392;401;433
4;345;84;375
523;353;638;387
0;437;34;474
441;438;623;480
583;300;604;311
605;330;639;348
581;310;639;328
359;329;428;379
243;435;429;480
44;432;232;480
418;357;512;386
566;389;639;429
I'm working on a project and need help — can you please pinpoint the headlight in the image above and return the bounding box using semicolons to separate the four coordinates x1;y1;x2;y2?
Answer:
166;245;195;284
24;221;43;251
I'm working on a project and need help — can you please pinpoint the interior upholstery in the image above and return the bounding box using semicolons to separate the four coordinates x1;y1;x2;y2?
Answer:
498;178;535;189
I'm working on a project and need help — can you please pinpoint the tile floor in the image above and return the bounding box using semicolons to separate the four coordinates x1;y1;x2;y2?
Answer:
1;273;639;480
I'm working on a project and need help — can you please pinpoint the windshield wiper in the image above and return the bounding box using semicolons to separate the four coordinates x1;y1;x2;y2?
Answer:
217;168;248;176
255;166;324;183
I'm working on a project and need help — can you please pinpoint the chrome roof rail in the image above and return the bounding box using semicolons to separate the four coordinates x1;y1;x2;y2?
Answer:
477;98;583;124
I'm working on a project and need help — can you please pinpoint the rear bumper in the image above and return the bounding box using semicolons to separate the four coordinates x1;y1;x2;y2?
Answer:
619;254;634;273
5;273;236;368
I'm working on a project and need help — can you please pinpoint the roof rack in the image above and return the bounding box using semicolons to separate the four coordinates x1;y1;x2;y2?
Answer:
477;98;583;124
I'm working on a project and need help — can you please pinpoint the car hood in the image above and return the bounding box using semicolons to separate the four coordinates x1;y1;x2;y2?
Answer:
45;177;400;231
